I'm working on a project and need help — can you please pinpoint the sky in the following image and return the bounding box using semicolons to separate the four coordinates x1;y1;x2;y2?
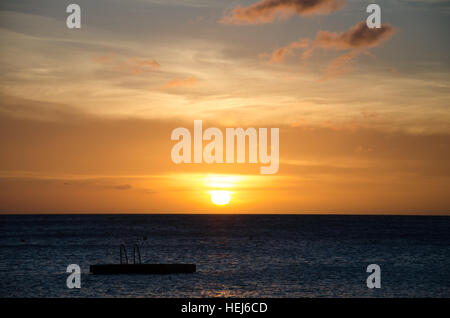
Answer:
0;0;449;214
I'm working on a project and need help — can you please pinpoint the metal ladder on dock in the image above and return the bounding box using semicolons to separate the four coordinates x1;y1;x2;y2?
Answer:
119;244;142;264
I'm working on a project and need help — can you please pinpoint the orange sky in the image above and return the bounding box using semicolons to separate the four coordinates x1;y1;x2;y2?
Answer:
0;0;449;214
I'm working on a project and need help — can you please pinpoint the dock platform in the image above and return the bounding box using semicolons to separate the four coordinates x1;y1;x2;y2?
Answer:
90;263;196;274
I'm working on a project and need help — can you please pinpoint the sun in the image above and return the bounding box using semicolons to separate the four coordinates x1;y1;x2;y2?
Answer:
210;190;232;206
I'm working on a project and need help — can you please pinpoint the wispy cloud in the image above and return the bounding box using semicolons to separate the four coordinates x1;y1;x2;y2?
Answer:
263;21;395;79
160;77;199;90
266;38;310;63
321;50;358;79
113;184;132;190
220;0;346;25
93;55;160;75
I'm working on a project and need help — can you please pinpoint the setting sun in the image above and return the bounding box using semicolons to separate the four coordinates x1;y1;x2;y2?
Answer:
210;190;232;206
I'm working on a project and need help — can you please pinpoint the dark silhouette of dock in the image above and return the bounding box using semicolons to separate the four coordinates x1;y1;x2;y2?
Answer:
90;263;196;274
90;244;196;275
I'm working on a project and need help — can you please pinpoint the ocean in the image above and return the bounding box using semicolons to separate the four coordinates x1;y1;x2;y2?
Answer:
0;214;449;297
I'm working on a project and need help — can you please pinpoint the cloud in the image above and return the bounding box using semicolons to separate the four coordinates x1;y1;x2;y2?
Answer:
62;180;133;191
267;38;310;63
313;22;395;79
321;50;358;80
130;57;160;69
159;77;199;90
93;55;114;64
220;0;346;25
93;55;160;75
113;184;132;190
264;21;395;79
313;21;395;51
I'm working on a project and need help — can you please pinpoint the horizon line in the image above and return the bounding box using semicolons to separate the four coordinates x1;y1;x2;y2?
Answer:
1;212;449;216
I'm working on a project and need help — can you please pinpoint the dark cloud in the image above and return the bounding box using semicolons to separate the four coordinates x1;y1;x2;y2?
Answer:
313;22;395;79
313;21;395;50
220;0;346;25
264;21;395;79
114;184;132;190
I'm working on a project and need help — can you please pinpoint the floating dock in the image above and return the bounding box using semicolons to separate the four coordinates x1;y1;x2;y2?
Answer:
90;244;196;274
90;263;196;274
